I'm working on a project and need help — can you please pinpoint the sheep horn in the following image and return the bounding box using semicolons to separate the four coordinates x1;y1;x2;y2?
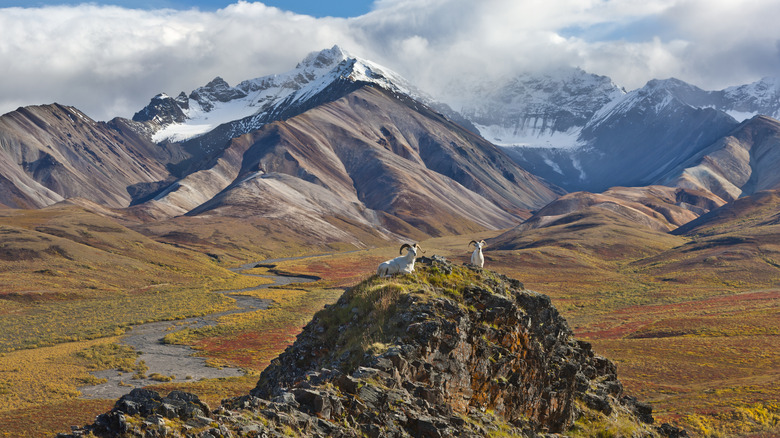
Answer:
469;240;477;247
416;244;425;254
400;243;412;255
480;240;486;246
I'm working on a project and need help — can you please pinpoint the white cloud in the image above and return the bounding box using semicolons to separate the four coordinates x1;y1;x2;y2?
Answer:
1;0;779;120
0;2;359;120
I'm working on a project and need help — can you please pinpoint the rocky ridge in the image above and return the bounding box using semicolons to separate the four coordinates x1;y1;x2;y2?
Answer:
62;257;683;437
442;68;625;149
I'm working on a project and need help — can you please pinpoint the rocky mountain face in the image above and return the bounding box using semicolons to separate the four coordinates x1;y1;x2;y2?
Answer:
625;76;780;121
721;77;780;120
504;78;740;193
3;45;779;247
0;104;183;209
455;72;780;197
134;45;429;162
0;47;562;250
62;258;681;438
130;84;561;240
657;115;780;201
440;68;625;149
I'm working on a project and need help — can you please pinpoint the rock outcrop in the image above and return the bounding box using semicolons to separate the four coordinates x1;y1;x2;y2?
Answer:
61;257;683;437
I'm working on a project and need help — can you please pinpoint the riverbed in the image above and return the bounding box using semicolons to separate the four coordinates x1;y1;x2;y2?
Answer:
78;257;319;400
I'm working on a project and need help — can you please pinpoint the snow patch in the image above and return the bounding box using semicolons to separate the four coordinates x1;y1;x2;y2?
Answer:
543;157;563;175
146;45;426;144
571;157;586;181
725;110;758;122
153;123;216;143
478;123;584;149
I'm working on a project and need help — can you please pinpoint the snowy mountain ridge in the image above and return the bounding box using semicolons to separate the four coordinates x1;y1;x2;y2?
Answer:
439;70;780;152
583;78;691;132
438;68;626;149
585;76;780;135
134;45;426;144
721;76;780;120
134;45;780;154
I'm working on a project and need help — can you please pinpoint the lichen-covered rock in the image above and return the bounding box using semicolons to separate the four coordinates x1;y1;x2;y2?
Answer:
61;257;681;437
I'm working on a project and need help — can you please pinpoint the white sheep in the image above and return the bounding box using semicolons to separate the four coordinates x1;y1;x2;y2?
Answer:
469;240;486;268
377;243;421;277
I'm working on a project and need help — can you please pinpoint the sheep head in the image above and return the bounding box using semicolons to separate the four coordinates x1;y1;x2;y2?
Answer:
400;243;421;256
469;240;486;249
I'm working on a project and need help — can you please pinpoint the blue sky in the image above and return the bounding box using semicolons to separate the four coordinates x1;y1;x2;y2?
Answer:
2;0;780;121
0;0;374;17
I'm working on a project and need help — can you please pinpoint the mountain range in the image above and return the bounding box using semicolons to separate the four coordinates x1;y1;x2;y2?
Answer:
2;45;780;253
491;74;780;195
0;46;564;256
3;45;780;438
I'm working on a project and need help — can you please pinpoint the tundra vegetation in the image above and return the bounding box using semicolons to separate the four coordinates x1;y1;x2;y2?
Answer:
276;219;780;438
1;205;779;437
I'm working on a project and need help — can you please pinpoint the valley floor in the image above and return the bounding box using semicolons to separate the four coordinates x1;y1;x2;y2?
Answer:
1;231;778;437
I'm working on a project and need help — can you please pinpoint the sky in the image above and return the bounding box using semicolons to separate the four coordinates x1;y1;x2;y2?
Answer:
2;0;780;121
0;0;372;17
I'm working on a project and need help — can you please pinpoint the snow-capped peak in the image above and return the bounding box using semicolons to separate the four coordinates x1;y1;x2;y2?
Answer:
438;66;625;149
296;45;351;70
139;45;422;143
586;75;780;130
722;76;780;119
584;78;698;131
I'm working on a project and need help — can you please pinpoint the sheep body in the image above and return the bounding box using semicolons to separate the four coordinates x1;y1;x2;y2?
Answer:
469;240;486;268
377;243;420;277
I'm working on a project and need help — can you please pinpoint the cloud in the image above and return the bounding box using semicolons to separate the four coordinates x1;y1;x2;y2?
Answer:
0;2;358;120
1;0;779;121
352;0;780;92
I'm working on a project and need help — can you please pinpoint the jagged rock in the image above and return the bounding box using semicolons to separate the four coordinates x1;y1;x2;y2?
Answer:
657;422;690;438
62;257;680;437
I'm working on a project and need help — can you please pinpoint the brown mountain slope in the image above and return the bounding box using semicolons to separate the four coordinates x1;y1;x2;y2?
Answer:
658;115;780;201
488;204;685;261
0;104;182;209
507;185;726;233
673;189;780;236
626;189;780;288
139;85;561;240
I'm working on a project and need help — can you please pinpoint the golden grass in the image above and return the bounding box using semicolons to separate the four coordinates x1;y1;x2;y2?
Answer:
0;337;123;414
0;399;114;438
0;285;236;352
0;206;274;353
